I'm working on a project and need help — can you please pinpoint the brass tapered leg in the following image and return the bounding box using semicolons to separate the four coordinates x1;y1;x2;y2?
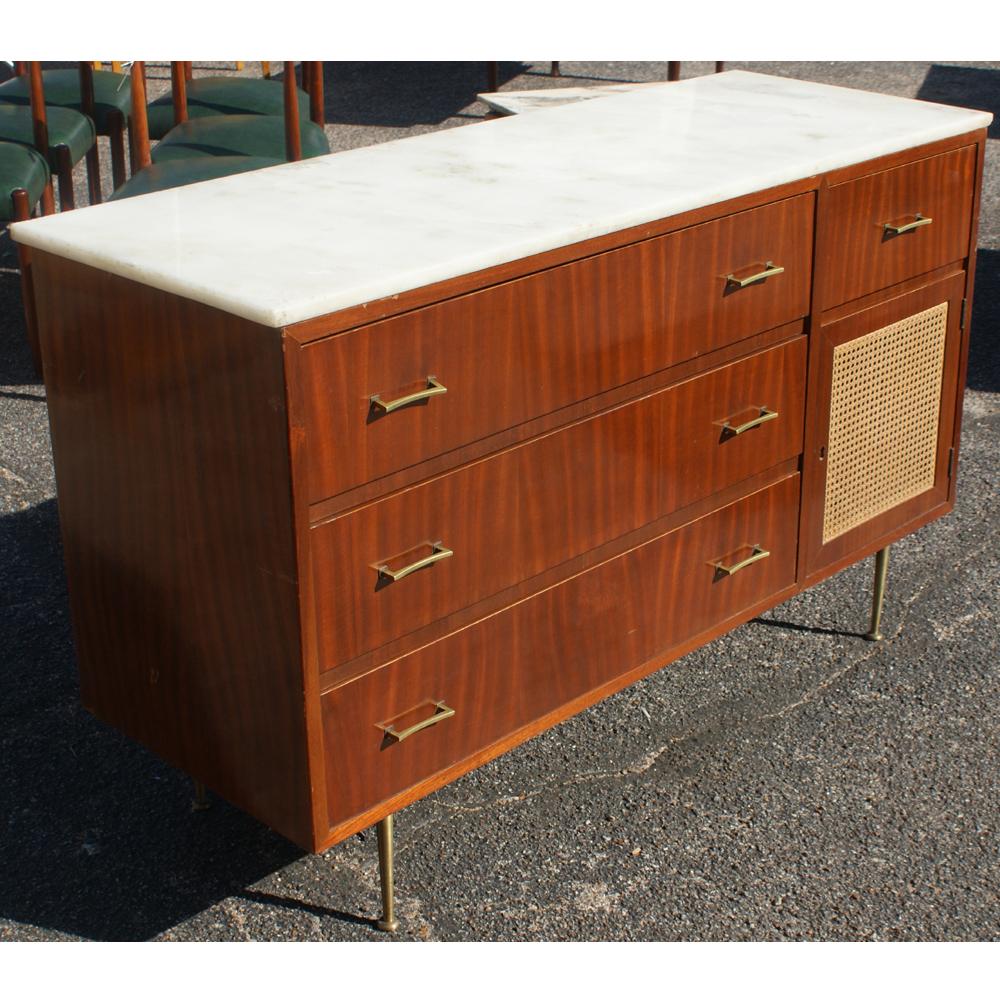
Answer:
864;546;890;641
376;814;399;932
191;779;210;812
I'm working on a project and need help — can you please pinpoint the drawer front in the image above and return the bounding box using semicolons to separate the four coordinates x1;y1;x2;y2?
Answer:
299;194;814;503
321;474;799;830
312;337;806;669
822;145;975;309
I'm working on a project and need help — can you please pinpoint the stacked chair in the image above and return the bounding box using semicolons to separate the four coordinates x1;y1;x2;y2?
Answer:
1;63;57;373
0;61;131;195
0;62;100;209
112;61;329;200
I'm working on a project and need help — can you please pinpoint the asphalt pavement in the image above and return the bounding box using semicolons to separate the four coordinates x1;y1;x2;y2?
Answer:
1;61;998;941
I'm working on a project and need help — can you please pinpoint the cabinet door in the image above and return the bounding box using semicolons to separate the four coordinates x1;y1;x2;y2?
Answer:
800;272;966;581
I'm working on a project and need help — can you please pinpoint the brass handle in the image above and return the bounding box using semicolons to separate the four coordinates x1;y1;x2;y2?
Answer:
714;544;770;576
883;213;932;236
377;542;453;582
726;261;784;289
382;701;455;743
371;376;447;414
722;407;779;437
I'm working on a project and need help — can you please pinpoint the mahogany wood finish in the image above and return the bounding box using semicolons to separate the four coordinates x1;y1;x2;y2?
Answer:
33;251;316;850
321;474;800;830
283;62;302;162
311;337;806;668
300;193;814;503
129;61;152;170
307;62;324;126
26;124;988;856
171;61;189;125
821;144;976;309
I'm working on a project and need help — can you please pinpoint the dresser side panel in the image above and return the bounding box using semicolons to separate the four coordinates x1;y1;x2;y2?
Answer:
33;253;314;850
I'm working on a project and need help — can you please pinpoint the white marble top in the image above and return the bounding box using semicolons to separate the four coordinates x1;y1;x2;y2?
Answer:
479;83;656;116
12;71;991;329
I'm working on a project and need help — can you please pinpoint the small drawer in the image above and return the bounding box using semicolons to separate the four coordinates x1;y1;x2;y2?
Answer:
297;194;814;503
311;337;806;668
321;474;800;831
822;145;976;309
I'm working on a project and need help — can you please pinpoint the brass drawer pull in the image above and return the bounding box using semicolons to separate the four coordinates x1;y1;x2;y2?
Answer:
883;213;932;236
377;542;453;583
714;544;770;576
370;376;447;414
722;406;779;437
382;701;455;743
726;261;784;289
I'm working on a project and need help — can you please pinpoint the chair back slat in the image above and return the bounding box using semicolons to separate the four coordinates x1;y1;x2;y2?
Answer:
171;62;189;125
283;62;302;162
130;62;152;169
307;62;324;126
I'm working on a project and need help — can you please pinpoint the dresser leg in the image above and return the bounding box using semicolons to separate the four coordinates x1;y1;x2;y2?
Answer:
864;546;890;642
191;779;211;812
375;814;399;932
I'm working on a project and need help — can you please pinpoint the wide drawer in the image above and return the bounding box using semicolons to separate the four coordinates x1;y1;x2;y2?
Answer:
321;473;800;830
821;145;975;309
312;337;806;668
299;194;814;503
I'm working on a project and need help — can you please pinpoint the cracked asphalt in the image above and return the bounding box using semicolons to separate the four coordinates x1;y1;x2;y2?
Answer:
1;61;998;941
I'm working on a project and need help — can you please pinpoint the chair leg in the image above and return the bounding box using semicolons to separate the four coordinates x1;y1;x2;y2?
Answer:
375;814;399;932
487;61;498;92
550;61;560;77
55;146;75;210
864;546;890;642
668;62;681;82
85;144;102;204
715;62;726;73
108;111;127;189
12;189;42;377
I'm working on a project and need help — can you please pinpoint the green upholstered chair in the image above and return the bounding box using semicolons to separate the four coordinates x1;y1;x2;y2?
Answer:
151;112;329;162
109;62;299;202
0;141;50;221
145;62;324;139
149;62;328;165
0;64;97;210
1;140;54;373
109;154;283;200
0;63;130;194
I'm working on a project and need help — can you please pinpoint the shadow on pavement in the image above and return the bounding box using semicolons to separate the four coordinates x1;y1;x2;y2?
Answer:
918;64;1000;139
969;249;1000;394
321;61;528;127
0;233;38;389
0;499;314;940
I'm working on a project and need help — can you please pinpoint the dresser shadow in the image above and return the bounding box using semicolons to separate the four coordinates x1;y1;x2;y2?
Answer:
750;616;864;641
321;61;529;128
0;498;367;941
918;64;1000;140
968;248;1000;394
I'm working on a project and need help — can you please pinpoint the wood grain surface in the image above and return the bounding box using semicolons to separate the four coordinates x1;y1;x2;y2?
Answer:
298;194;814;503
32;252;317;851
821;145;976;309
321;474;800;832
310;337;806;668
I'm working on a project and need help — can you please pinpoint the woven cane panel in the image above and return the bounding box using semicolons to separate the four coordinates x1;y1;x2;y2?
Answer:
822;301;948;543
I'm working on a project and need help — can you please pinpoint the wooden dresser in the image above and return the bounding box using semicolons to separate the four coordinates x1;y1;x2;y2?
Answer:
13;71;991;929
